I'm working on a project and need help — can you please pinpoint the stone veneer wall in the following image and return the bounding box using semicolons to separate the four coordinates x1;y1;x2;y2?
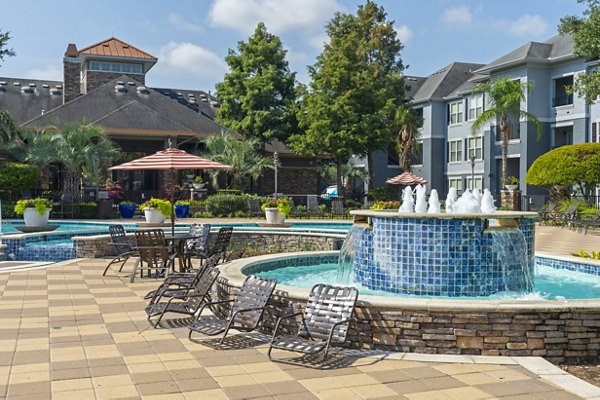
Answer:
261;167;319;195
82;71;146;94
501;190;522;211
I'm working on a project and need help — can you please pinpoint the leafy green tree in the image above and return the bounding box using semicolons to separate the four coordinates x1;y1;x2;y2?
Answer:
559;0;600;103
471;78;541;189
215;22;297;143
0;29;16;143
395;106;423;172
203;131;274;189
0;29;14;64
289;1;405;196
526;142;600;199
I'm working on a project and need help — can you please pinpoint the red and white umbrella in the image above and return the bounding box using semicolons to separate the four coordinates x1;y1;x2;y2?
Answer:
109;147;230;234
386;171;428;186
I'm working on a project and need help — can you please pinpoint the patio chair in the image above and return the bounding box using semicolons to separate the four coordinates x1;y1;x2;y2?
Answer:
102;225;138;276
181;223;211;270
247;198;263;217
558;204;578;228
330;198;346;218
143;254;220;301
195;227;234;264
572;210;600;234
306;195;323;219
145;266;220;328
268;283;358;368
130;229;176;283
187;275;277;348
538;202;558;225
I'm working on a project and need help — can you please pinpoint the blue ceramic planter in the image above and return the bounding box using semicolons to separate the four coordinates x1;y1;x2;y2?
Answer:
175;204;190;218
119;204;136;218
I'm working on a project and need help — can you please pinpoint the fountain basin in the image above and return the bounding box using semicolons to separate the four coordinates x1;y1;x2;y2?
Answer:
348;210;539;297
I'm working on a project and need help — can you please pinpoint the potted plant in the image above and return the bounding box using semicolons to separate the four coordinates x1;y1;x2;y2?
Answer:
192;176;205;190
14;198;53;226
118;200;137;219
261;197;291;224
503;176;520;191
140;198;172;224
175;200;190;218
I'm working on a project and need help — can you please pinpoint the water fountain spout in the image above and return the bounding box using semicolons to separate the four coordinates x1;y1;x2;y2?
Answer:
427;189;440;213
398;186;414;213
480;189;497;214
414;185;428;213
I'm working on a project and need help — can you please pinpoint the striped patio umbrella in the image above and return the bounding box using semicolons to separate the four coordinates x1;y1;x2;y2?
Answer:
109;147;230;234
385;171;428;186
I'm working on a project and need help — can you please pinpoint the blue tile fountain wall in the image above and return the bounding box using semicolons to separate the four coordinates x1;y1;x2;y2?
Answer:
352;216;537;297
3;231;101;262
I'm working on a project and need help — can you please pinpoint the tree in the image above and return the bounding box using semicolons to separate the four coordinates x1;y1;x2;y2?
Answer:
0;29;15;64
471;78;541;189
203;131;274;189
288;1;405;196
559;0;600;103
395;106;423;172
0;29;17;143
215;22;297;143
526;142;600;200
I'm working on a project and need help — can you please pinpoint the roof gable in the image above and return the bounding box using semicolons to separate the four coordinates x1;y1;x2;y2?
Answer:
413;62;484;102
78;37;157;60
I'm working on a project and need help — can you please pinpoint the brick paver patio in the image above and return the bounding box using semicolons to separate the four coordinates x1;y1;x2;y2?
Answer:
0;250;594;399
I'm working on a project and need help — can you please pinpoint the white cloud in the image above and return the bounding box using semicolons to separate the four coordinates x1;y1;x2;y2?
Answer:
308;33;329;50
155;42;227;80
441;5;472;26
167;13;204;34
24;64;62;81
395;25;413;45
208;0;343;35
507;14;547;37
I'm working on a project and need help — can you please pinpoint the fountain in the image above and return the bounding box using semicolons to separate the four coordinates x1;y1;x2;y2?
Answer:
347;186;537;297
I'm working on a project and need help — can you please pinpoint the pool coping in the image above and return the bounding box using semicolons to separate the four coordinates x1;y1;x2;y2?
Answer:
223;250;600;312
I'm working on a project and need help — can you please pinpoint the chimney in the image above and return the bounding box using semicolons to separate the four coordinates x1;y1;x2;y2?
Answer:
63;43;81;104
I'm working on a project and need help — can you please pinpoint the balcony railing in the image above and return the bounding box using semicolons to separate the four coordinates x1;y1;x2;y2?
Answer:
491;125;520;141
552;94;573;107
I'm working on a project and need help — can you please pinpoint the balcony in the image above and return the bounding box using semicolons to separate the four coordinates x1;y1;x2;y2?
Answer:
552;94;573;107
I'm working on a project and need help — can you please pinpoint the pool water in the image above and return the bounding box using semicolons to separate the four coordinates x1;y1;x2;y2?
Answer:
255;262;600;300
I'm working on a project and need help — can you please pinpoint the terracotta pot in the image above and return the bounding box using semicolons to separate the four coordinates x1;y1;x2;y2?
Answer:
23;208;50;227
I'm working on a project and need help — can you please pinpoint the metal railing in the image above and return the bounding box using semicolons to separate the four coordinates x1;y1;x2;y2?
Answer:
552;94;573;107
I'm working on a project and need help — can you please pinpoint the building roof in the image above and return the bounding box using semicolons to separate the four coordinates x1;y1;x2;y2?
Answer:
0;77;64;124
405;76;427;99
412;62;484;103
78;37;157;60
475;34;574;74
22;76;230;139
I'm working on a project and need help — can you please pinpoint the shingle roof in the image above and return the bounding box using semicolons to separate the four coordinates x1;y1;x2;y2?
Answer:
412;62;484;103
0;77;64;124
405;76;426;99
78;37;157;60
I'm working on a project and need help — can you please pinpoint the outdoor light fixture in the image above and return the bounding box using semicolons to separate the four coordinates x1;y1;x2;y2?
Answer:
469;153;476;190
273;152;279;199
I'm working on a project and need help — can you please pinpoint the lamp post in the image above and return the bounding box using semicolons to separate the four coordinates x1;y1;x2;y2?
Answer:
469;153;476;190
273;152;279;199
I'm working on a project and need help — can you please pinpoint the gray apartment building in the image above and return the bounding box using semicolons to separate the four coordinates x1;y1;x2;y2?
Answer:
375;34;598;207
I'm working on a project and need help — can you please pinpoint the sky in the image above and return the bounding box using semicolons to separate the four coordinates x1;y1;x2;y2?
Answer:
0;0;587;93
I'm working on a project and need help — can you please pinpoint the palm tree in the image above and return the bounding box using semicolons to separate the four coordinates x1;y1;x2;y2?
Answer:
472;78;541;189
203;131;274;189
395;105;424;172
0;107;18;143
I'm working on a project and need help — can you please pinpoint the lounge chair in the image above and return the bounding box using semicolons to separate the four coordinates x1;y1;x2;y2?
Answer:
130;229;176;283
268;283;358;368
145;266;220;328
330;198;346;218
187;275;277;348
181;223;211;270
247;198;263;217
195;227;234;263
102;225;138;276
538;202;558;225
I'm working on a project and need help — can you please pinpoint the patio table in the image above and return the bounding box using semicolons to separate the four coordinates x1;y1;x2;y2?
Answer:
164;233;195;272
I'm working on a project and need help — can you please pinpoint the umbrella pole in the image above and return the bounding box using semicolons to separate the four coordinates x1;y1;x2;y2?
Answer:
170;169;176;235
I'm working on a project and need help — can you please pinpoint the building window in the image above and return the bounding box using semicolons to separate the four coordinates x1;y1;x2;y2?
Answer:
88;61;143;74
553;76;574;107
466;176;483;191
593;122;600;143
467;136;483;160
448;177;463;195
449;101;464;125
467;94;483;120
448;140;463;163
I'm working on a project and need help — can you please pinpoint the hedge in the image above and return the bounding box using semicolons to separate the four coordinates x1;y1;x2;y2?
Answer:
0;162;38;194
204;194;250;217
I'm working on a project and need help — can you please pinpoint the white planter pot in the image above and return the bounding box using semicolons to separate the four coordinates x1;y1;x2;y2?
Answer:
23;208;50;227
505;185;519;192
264;207;285;224
144;208;166;224
192;183;205;190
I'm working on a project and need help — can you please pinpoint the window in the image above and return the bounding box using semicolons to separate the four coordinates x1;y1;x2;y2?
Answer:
467;136;483;160
448;140;463;162
87;61;143;74
449;101;464;125
467;94;483;120
593;122;600;143
553;76;574;107
466;177;483;191
448;177;463;195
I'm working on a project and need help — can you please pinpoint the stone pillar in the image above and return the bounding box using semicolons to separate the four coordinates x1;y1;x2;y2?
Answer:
63;43;81;104
501;190;521;210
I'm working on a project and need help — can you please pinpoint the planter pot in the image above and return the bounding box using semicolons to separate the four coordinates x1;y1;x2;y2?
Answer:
192;183;205;190
23;208;50;227
175;204;190;218
144;208;166;224
505;185;519;191
264;207;285;224
119;204;136;219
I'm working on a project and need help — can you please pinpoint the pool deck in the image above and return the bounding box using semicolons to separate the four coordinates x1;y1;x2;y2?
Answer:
0;221;599;399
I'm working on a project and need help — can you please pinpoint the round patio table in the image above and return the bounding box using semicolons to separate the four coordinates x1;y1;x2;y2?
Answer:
164;233;195;272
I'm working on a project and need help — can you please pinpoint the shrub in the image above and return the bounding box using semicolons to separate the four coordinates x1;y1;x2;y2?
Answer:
261;197;291;216
14;198;53;215
204;193;250;217
140;198;172;216
370;200;400;210
368;186;396;201
62;202;98;219
0;162;38;195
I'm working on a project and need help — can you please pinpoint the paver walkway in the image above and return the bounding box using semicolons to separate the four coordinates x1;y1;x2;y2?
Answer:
0;256;594;399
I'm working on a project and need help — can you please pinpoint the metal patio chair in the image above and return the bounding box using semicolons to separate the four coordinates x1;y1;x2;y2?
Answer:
195;227;234;264
330;198;346;218
102;225;138;276
306;195;324;219
268;283;359;368
145;266;220;328
247;198;263;217
181;223;211;270
187;275;277;348
130;229;176;283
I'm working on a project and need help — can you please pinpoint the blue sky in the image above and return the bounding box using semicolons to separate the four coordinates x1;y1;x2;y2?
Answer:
0;0;586;92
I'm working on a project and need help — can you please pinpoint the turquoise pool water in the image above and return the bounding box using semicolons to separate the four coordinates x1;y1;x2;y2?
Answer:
256;262;600;300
